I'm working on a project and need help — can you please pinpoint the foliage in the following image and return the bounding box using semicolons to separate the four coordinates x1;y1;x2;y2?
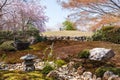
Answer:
59;0;120;31
77;49;90;59
55;59;66;67
0;27;43;43
62;20;76;30
95;67;120;77
0;0;47;32
0;41;16;51
92;30;105;41
92;26;120;44
42;64;54;74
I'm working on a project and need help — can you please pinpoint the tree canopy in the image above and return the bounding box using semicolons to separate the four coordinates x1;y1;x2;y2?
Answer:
62;20;76;30
58;0;120;31
0;0;48;32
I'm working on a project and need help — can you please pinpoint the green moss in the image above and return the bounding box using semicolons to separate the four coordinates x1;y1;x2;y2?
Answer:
55;59;66;67
0;70;52;80
77;49;90;59
42;64;54;74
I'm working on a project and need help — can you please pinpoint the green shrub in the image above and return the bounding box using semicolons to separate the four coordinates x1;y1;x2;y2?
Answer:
92;26;120;44
95;67;120;77
42;64;54;74
0;41;16;51
0;27;41;43
77;49;90;59
55;59;66;67
92;30;105;41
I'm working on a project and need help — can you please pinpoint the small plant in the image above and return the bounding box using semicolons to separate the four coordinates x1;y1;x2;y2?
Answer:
55;59;66;67
42;64;54;74
95;67;120;77
77;49;90;59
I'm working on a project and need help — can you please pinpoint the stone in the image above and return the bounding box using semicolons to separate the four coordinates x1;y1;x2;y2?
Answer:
27;36;36;44
13;41;30;50
47;70;59;79
108;75;119;80
20;54;37;71
77;66;85;75
96;77;102;80
82;71;92;80
20;54;37;60
103;71;114;80
89;48;115;61
92;75;97;80
67;61;75;73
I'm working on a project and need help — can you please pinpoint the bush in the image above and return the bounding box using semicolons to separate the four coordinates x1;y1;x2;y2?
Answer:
92;30;105;41
95;67;120;77
77;49;90;59
55;59;66;67
0;41;16;51
92;26;120;44
0;27;41;43
42;64;54;74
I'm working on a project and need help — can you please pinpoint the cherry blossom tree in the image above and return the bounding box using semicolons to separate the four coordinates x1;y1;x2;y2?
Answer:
0;0;48;32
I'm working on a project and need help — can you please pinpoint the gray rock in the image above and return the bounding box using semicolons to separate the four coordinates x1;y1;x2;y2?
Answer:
103;71;114;80
82;71;92;79
96;77;102;80
20;54;37;60
77;66;85;75
20;54;37;71
108;75;119;80
89;48;115;61
47;70;59;79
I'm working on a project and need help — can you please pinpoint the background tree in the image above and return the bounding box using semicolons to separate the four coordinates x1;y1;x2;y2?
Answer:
58;0;120;31
0;0;48;32
62;20;76;30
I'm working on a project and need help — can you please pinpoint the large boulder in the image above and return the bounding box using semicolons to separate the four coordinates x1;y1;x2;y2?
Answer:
89;48;115;61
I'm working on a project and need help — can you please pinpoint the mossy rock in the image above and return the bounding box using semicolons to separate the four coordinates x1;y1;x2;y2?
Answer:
0;41;16;51
77;49;90;59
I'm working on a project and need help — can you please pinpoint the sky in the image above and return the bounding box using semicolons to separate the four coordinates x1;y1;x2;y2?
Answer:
41;0;70;31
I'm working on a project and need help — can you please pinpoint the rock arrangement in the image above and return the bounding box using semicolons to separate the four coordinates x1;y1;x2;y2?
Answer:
0;60;53;71
43;36;87;41
47;63;120;80
0;48;119;80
